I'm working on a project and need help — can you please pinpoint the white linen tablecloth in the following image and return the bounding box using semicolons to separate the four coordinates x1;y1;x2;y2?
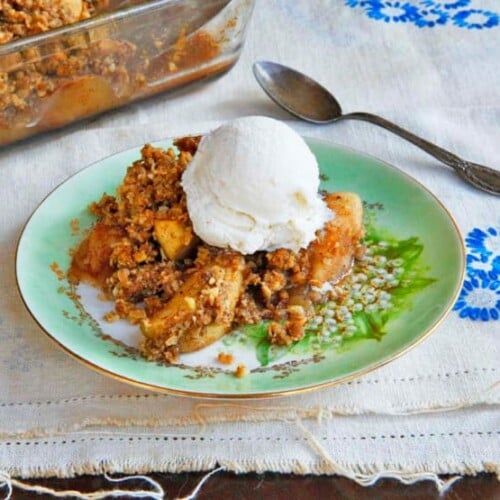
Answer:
0;0;499;494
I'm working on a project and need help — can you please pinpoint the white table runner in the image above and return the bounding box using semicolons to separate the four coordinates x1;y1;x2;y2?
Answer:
1;0;499;494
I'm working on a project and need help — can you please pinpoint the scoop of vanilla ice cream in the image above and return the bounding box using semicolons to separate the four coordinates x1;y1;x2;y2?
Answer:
181;116;332;254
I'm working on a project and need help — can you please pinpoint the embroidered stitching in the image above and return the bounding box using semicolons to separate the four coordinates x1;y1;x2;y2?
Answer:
348;1;500;30
278;0;500;32
2;431;498;446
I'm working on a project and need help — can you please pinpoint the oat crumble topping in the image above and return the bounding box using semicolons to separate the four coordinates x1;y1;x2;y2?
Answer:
69;139;364;363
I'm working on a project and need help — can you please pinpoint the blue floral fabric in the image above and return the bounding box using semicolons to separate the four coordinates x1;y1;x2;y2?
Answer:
346;0;499;29
454;227;500;321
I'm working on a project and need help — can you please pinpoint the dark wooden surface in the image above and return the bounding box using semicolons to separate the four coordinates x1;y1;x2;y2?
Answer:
11;472;499;499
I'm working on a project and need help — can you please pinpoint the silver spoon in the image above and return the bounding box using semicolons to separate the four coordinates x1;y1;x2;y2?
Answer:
253;61;500;196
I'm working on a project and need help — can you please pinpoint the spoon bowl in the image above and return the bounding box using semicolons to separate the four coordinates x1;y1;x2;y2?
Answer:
253;60;341;123
253;60;500;196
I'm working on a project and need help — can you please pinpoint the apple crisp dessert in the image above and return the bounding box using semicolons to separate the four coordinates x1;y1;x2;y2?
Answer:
69;137;364;363
0;1;237;145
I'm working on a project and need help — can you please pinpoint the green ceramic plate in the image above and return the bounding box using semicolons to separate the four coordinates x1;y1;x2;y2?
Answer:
16;138;465;398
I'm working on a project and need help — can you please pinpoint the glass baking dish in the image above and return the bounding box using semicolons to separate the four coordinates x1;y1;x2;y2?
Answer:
0;0;255;146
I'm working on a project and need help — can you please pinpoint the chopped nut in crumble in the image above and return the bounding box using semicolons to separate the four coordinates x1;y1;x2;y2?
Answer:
217;352;234;365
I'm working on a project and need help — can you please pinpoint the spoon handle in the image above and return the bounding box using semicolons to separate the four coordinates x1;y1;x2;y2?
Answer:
343;111;468;173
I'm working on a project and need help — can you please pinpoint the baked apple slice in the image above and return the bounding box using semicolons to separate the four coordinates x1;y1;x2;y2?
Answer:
307;192;364;286
141;252;245;357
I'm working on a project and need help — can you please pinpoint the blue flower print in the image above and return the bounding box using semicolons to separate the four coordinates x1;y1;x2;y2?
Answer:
282;1;499;31
364;1;420;23
341;0;499;29
345;0;363;7
413;6;448;26
455;227;500;322
466;254;500;281
491;256;500;280
452;9;499;29
466;227;500;258
421;0;470;9
453;278;500;321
